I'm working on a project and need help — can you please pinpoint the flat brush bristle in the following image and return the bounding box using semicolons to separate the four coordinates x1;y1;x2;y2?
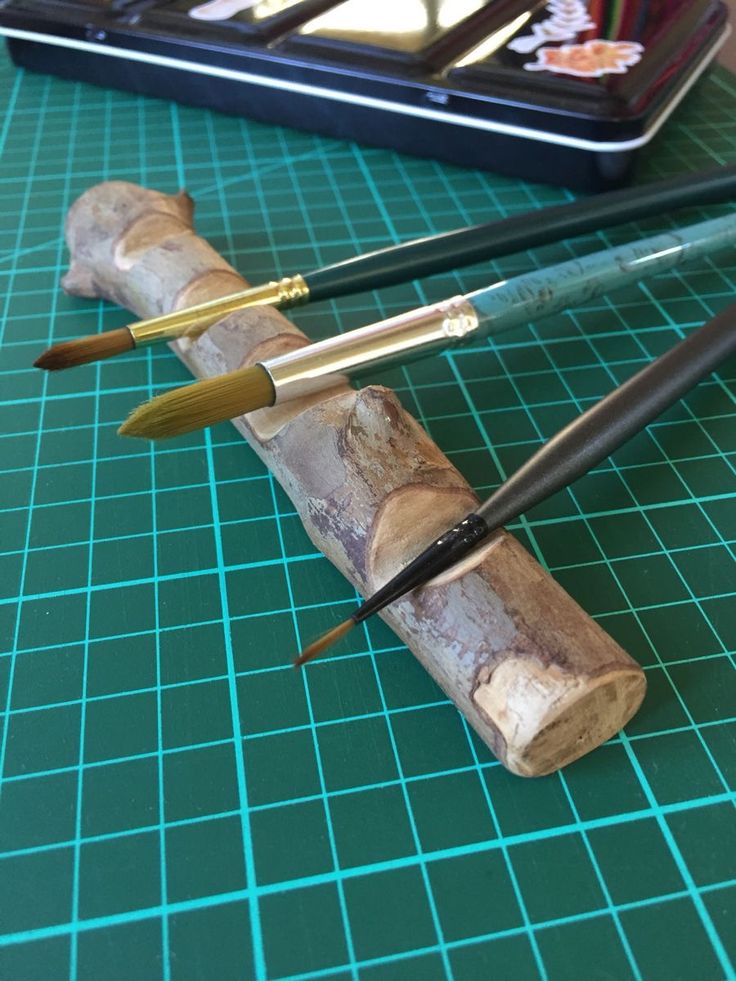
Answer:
118;363;275;439
34;328;134;370
294;618;355;668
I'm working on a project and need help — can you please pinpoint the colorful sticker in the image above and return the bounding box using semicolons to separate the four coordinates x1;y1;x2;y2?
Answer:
508;0;595;55
524;39;645;78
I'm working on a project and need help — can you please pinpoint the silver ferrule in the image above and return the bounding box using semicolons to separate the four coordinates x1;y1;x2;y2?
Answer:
263;296;480;402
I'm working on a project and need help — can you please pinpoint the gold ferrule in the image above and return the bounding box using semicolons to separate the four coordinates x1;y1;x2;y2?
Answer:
263;295;479;402
129;274;310;346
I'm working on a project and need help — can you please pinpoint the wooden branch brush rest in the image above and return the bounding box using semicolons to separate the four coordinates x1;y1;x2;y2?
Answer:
62;181;646;777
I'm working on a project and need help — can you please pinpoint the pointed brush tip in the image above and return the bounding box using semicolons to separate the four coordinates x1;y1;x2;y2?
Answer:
33;346;68;371
33;329;134;372
293;617;356;669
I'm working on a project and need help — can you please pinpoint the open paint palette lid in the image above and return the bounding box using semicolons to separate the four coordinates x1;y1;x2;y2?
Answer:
0;0;729;188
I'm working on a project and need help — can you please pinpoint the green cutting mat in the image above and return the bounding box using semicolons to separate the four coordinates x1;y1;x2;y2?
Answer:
0;41;735;981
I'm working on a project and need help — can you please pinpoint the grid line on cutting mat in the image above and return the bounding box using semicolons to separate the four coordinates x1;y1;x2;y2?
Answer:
0;42;735;981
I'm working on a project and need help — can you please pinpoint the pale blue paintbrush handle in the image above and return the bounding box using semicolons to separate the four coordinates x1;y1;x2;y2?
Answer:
467;213;736;334
265;212;736;404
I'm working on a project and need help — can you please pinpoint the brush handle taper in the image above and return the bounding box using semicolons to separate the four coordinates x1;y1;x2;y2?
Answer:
478;304;736;529
62;181;646;778
306;164;736;301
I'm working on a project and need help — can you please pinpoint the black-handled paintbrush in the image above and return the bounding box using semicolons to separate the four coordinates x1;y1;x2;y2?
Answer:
35;164;736;371
295;300;736;666
119;212;736;439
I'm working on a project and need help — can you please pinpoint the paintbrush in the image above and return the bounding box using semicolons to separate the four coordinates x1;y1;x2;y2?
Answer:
119;211;736;439
35;164;736;371
295;299;736;665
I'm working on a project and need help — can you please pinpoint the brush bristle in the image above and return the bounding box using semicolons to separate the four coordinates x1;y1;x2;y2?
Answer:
294;618;355;668
118;363;275;440
34;328;134;370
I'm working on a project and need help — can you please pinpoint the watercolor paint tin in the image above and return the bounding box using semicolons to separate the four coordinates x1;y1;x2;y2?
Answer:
0;0;729;189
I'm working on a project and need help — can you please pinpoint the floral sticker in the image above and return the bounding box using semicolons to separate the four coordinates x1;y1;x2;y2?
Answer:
508;0;595;55
524;39;645;78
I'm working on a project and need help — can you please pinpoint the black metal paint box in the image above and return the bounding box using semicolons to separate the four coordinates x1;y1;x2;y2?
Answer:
0;0;729;189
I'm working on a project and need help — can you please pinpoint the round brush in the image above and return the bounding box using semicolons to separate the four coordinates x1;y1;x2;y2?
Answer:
119;211;736;438
35;164;736;371
295;299;736;665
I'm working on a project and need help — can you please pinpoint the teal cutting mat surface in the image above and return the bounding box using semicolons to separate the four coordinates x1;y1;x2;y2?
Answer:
1;41;735;981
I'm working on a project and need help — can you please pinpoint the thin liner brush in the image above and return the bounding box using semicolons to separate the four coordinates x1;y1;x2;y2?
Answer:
120;211;736;439
295;299;736;666
35;164;736;370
